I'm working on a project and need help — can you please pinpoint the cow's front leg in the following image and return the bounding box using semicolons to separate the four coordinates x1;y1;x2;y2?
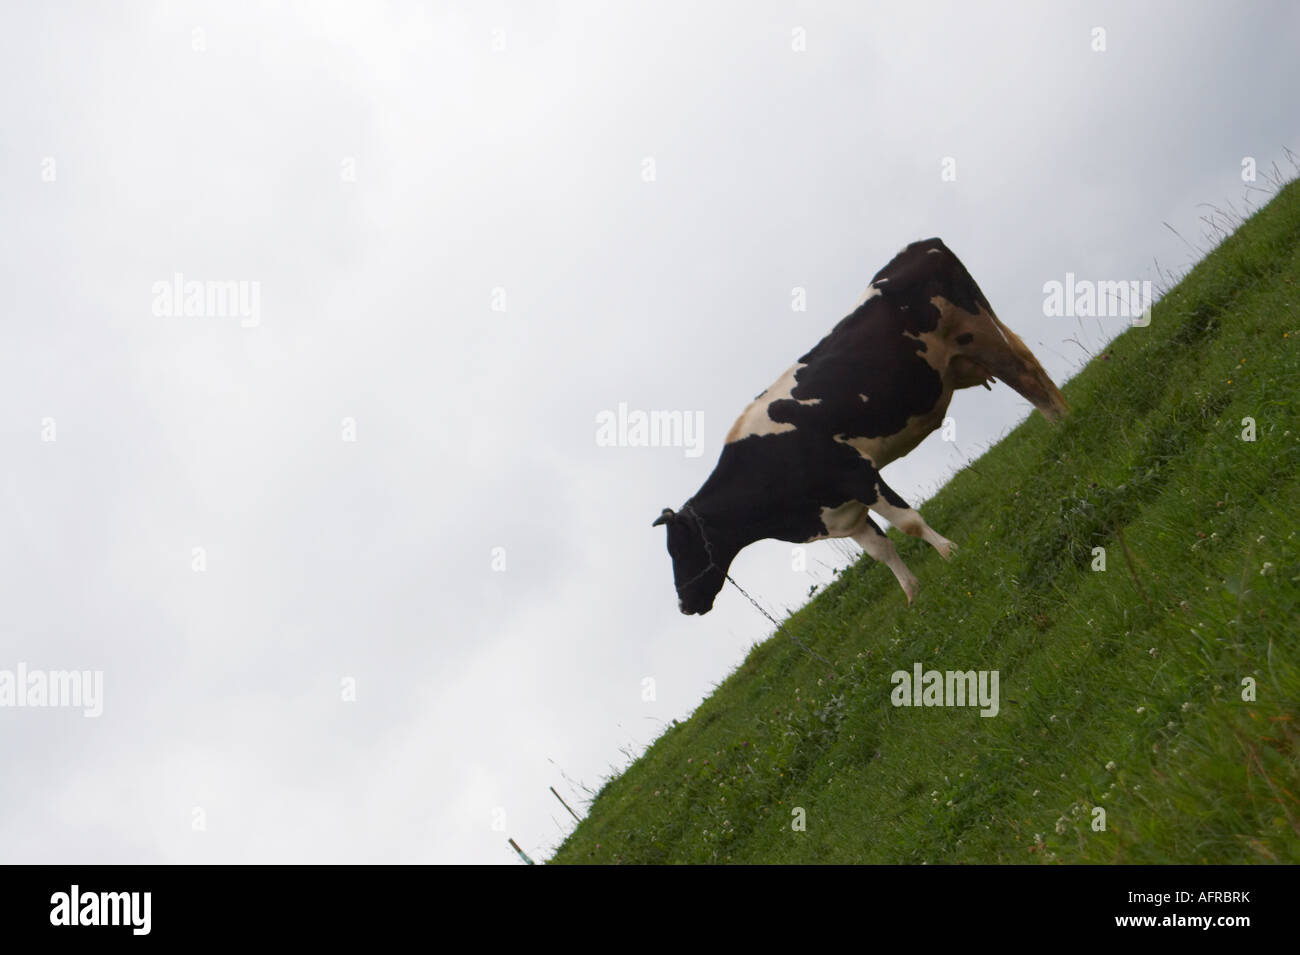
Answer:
852;516;920;605
870;477;957;560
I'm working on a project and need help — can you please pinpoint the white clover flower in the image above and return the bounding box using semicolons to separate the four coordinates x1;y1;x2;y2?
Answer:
1106;761;1117;771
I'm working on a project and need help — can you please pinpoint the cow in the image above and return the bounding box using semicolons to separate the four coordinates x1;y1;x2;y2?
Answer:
654;238;1068;615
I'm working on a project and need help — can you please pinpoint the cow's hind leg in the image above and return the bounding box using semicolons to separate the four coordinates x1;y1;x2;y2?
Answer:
870;477;957;560
852;515;920;605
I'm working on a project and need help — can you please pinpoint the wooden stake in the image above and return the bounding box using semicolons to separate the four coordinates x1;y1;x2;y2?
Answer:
550;786;582;822
508;838;534;865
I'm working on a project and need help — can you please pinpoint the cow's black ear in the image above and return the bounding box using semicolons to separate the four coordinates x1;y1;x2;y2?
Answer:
652;508;675;527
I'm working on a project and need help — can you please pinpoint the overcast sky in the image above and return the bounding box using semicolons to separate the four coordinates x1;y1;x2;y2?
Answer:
2;1;1297;864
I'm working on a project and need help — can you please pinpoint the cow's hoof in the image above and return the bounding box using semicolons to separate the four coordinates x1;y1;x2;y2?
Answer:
902;575;920;605
936;538;957;560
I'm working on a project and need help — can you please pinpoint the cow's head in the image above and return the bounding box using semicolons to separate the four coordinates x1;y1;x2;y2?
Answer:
876;239;1068;423
652;506;733;615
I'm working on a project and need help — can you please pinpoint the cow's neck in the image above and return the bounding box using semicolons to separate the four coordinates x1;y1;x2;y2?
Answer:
683;496;769;556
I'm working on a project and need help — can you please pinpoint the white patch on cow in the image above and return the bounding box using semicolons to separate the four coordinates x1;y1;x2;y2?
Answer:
725;363;814;443
858;393;869;402
808;502;869;541
854;284;883;308
832;433;885;466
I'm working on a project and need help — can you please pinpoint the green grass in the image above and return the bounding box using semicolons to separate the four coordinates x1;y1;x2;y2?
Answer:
551;181;1300;864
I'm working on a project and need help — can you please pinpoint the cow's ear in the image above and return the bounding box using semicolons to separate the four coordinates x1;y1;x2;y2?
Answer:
652;508;676;527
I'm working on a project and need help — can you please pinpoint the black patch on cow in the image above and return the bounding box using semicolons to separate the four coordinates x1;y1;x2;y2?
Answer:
956;332;974;344
758;240;994;441
690;427;884;544
871;238;992;319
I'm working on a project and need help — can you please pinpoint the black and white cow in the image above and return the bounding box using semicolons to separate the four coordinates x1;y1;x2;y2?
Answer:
655;238;1068;615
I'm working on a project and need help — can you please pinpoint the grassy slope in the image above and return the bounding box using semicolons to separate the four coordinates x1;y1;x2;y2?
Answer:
553;181;1300;864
